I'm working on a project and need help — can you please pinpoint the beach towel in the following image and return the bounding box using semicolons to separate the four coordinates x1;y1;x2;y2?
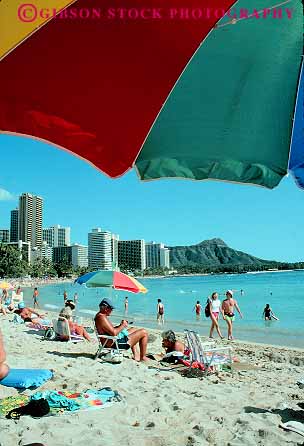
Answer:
0;388;122;418
31;388;122;413
280;421;304;437
0;395;29;417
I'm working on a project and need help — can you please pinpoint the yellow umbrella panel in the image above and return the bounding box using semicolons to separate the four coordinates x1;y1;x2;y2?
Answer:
0;0;78;61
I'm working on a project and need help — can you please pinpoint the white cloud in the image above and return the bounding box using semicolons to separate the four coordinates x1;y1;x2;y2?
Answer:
0;188;15;201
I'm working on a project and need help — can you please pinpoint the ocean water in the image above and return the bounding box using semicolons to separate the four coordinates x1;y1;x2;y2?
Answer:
21;270;304;348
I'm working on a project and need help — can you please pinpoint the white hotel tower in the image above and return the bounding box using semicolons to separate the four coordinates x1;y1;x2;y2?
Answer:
88;228;112;270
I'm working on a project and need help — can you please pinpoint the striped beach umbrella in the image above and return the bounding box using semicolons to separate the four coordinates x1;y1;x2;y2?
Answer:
75;270;147;294
0;0;302;189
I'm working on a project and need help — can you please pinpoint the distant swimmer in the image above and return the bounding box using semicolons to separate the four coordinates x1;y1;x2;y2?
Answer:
157;299;165;325
193;301;201;319
262;304;279;321
240;289;244;296
63;290;68;303
124;296;128;314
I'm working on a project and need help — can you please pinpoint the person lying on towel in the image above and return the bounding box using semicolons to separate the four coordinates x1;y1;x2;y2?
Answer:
0;330;9;379
15;303;50;326
161;330;190;356
95;298;149;362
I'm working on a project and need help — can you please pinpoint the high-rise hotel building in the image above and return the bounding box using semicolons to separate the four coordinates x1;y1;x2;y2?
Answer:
145;241;170;269
10;208;19;242
18;193;43;248
43;225;71;247
88;228;112;270
118;239;146;271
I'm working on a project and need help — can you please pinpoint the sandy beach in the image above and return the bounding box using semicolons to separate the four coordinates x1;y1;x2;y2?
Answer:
0;313;304;446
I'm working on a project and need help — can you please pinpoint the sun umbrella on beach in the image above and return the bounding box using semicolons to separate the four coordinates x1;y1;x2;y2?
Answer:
75;270;147;294
0;281;14;290
0;0;302;189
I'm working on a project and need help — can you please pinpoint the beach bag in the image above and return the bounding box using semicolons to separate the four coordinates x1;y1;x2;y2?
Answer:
204;299;210;318
43;327;56;341
6;398;50;419
103;351;123;364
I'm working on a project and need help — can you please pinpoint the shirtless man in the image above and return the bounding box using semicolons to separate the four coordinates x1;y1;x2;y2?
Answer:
17;303;49;325
33;287;39;308
95;298;149;362
221;290;243;340
0;330;9;380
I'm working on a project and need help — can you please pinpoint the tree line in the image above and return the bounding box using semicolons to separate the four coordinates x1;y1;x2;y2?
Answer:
0;243;303;279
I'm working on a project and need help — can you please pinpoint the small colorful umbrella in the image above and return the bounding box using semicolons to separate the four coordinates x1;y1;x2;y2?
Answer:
0;282;14;290
75;270;147;294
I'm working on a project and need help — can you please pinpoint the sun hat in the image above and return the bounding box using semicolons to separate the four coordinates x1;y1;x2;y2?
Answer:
99;298;115;310
226;290;234;296
18;302;25;309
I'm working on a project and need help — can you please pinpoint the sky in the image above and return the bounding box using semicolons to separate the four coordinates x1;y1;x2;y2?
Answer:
0;133;303;263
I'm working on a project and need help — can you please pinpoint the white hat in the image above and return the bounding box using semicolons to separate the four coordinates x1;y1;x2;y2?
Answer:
226;290;233;296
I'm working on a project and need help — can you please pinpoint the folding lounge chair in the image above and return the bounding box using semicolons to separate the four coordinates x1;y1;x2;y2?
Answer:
52;317;84;343
93;320;129;361
185;329;233;374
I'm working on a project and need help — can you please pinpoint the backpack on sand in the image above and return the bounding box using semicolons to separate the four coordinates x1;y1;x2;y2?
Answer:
43;327;56;341
204;299;211;318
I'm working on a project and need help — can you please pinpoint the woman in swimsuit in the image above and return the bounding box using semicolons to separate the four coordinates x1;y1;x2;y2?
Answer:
157;299;164;325
262;304;279;321
208;292;224;339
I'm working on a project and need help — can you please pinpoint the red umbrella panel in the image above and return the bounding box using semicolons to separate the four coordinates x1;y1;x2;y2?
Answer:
0;0;236;177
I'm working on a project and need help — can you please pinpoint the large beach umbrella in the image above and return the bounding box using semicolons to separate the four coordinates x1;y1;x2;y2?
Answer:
75;270;147;294
0;0;302;189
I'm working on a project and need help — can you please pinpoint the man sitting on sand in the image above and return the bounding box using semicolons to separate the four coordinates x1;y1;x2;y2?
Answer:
95;298;149;362
0;330;9;380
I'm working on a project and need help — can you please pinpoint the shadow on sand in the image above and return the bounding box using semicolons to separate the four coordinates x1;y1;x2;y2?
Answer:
244;406;304;423
46;351;95;360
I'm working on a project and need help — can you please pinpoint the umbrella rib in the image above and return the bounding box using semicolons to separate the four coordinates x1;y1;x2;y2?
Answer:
216;0;293;28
